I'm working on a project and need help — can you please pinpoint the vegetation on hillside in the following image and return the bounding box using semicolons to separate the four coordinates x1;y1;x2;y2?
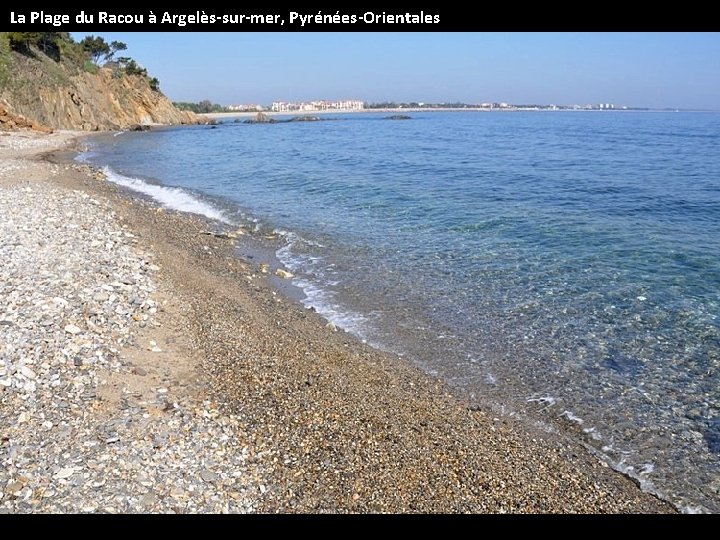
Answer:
0;32;162;92
0;33;12;87
79;35;127;65
173;100;230;114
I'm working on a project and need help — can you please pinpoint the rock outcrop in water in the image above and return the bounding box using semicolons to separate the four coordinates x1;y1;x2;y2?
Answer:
243;113;330;125
244;112;276;124
0;33;200;131
289;115;322;122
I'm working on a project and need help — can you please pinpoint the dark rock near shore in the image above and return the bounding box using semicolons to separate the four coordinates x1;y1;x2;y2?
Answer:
244;113;332;125
129;124;151;132
289;115;322;122
244;112;276;124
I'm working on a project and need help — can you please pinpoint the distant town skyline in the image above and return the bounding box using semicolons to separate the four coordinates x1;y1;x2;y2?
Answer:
71;32;720;111
226;100;639;112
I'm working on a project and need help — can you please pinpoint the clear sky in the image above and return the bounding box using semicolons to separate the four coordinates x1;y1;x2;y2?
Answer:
71;32;720;109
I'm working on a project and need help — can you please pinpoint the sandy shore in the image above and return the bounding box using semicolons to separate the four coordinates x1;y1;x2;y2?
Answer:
0;129;675;513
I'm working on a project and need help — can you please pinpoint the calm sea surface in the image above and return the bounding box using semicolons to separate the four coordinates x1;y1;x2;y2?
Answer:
81;111;720;512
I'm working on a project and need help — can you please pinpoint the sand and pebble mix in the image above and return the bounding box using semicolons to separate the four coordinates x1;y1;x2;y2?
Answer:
0;133;260;513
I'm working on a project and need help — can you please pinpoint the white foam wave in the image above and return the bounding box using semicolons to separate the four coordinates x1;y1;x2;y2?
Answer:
526;395;557;407
560;410;584;424
75;151;92;163
275;231;373;340
102;166;230;224
292;277;370;338
611;458;667;502
583;444;693;512
583;426;603;441
681;504;709;514
275;232;301;270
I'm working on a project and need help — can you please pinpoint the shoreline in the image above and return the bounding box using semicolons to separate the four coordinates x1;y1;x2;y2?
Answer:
1;129;675;513
199;108;699;121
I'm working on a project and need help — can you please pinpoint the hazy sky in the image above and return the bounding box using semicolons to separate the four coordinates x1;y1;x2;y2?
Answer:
71;32;720;109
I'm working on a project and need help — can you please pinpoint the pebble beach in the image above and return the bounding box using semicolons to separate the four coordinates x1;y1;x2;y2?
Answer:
0;129;675;513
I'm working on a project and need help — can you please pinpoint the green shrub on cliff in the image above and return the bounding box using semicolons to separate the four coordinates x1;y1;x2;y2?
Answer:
0;33;11;87
83;59;98;74
3;32;83;71
174;100;230;113
0;32;160;96
122;58;148;77
7;32;70;62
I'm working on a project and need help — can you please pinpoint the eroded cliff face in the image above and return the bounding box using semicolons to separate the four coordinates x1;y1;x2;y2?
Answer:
1;48;200;131
31;68;199;130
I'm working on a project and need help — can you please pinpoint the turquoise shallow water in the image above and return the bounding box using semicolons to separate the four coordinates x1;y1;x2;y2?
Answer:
82;111;720;512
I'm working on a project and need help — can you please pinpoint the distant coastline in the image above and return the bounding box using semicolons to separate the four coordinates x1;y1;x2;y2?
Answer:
200;107;711;121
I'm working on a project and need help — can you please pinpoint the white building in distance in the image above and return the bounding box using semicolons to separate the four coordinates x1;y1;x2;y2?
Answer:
272;100;364;112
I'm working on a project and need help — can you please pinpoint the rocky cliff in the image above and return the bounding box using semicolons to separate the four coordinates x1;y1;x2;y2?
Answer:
0;35;200;131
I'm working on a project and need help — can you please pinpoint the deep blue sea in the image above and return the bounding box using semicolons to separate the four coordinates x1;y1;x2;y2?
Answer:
80;111;720;512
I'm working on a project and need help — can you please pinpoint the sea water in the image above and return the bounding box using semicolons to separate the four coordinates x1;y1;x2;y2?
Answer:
81;111;720;512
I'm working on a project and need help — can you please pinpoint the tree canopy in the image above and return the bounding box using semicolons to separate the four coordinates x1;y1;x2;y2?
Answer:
80;35;110;65
7;32;63;59
80;35;127;65
173;100;229;114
